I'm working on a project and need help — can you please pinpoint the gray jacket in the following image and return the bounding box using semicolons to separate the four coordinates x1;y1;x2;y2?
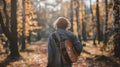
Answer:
47;29;83;67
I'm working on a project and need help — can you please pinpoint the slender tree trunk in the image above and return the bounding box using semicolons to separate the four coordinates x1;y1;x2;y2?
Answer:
113;0;120;57
27;30;31;44
81;4;87;41
82;19;87;41
103;0;108;46
75;0;81;41
90;0;96;45
82;4;87;41
21;0;26;51
2;0;10;28
96;0;101;44
1;0;11;39
70;0;73;32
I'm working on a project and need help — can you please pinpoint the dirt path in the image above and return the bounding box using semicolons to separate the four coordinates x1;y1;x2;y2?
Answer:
0;41;120;67
0;41;48;67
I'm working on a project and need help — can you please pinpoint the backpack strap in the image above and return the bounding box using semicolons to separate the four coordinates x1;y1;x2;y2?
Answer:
52;32;61;48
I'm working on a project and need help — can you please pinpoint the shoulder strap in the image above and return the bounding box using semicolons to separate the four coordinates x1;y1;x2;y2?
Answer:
52;32;61;48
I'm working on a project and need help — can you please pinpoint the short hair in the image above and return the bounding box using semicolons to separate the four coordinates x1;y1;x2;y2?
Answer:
53;17;71;30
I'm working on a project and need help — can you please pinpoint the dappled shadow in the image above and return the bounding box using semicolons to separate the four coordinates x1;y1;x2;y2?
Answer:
0;52;6;55
0;56;23;67
20;49;34;52
82;49;93;55
86;55;120;67
95;55;120;67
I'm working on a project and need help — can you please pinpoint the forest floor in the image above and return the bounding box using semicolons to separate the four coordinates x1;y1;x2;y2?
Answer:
0;41;120;67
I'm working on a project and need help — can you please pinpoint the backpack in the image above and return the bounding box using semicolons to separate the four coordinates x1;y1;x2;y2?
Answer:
52;32;79;63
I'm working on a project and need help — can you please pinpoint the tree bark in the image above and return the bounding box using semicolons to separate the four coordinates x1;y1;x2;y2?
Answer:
70;0;73;32
96;0;101;44
113;0;120;57
82;19;87;41
9;0;20;57
103;0;108;46
75;0;81;41
21;0;26;51
81;2;87;41
90;0;96;45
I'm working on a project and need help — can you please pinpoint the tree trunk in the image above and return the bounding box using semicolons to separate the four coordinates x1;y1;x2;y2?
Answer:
70;0;73;32
75;0;81;42
96;0;101;44
81;3;87;41
21;0;26;51
82;20;87;41
9;0;20;57
103;0;108;47
27;30;31;44
90;0;96;45
9;37;20;57
113;0;120;57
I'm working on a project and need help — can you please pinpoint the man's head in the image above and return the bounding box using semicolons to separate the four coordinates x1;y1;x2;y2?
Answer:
53;17;71;30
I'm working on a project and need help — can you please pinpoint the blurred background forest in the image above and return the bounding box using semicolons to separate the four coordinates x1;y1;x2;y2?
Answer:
0;0;120;67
